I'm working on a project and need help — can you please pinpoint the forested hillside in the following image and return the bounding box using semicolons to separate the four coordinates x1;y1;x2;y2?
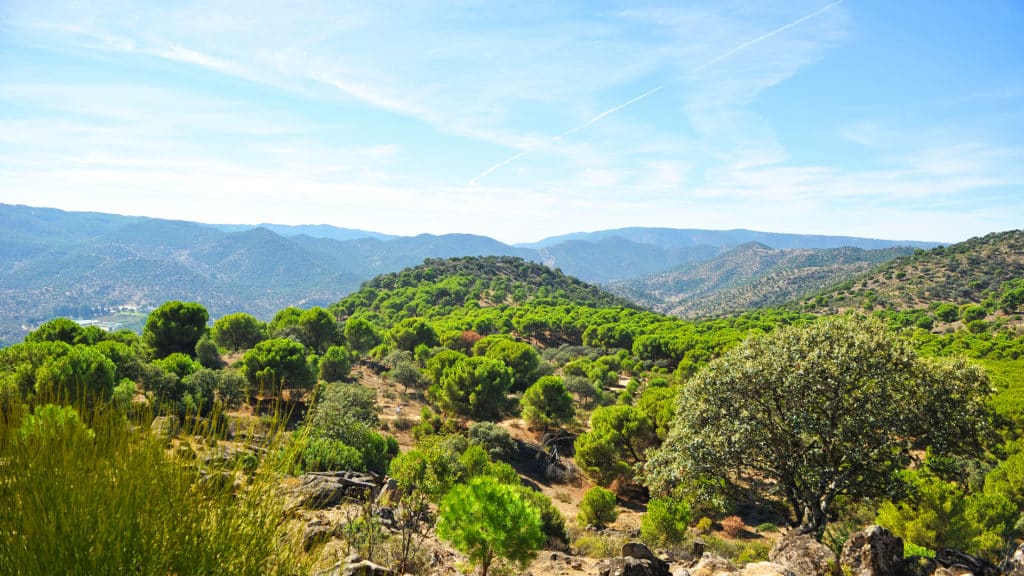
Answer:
2;254;1024;575
801;230;1024;332
0;203;939;345
609;242;915;318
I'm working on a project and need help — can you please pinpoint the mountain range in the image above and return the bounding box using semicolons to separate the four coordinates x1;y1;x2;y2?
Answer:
0;203;942;344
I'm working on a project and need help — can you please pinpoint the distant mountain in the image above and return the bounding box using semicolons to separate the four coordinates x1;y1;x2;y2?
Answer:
798;230;1024;328
212;222;395;242
0;203;944;344
526;227;939;251
609;242;917;319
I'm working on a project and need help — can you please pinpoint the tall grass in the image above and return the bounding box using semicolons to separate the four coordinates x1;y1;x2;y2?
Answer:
0;403;305;576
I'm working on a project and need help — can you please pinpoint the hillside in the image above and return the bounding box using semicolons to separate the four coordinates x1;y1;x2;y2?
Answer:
0;203;942;344
800;230;1024;330
609;242;916;319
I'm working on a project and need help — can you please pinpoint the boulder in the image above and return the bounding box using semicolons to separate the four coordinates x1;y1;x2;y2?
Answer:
933;549;999;576
313;555;394;576
689;554;737;576
738;562;793;576
1004;543;1024;576
840;525;904;576
301;521;334;551
622;542;671;574
769;532;839;576
290;471;381;510
597;556;670;576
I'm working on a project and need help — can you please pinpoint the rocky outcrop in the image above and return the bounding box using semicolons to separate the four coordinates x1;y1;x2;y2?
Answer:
932;549;999;576
596;542;671;576
687;553;737;576
289;471;382;510
1004;544;1024;576
841;525;904;576
312;554;394;576
769;532;839;576
739;562;793;576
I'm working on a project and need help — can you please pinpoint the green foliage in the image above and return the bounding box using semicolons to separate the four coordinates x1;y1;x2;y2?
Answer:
641;496;692;546
156;352;200;380
144;301;209;359
575;404;657;486
241;338;314;394
437;476;544;576
388;317;439;352
35;344;116;405
211;312;266;351
578;487;618;529
0;404;303;574
877;468;1018;561
482;339;541;392
646;316;993;536
309;383;379;430
318;345;353;383
467;421;518;460
25;317;87;345
297;307;340;354
430;355;512;420
344;317;381;353
514;486;568;546
520;376;575;430
297;436;364;472
195;334;224;369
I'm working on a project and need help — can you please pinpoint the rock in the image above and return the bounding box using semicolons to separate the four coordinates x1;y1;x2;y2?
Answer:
597;556;670;576
150;416;178;441
622;542;670;574
1004;543;1024;575
290;471;381;510
934;549;999;576
902;556;938;576
738;562;793;576
311;556;394;576
301;521;334;551
376;477;399;506
768;531;839;576
341;560;393;576
840;525;904;576
689;554;737;576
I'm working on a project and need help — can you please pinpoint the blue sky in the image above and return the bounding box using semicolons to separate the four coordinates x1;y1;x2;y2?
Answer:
1;0;1021;244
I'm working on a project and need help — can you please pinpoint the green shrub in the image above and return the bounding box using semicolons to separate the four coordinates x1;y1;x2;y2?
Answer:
572;532;626;559
467;421;518;460
641;497;691;546
300;437;363;472
577;487;618;529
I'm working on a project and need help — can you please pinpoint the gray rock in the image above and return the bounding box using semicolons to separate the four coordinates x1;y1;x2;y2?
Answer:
738;562;793;576
597;556;670;576
934;549;999;576
1004;543;1024;576
622;542;671;574
290;471;382;509
150;416;178;441
840;525;904;576
689;554;737;576
302;522;334;551
769;531;839;576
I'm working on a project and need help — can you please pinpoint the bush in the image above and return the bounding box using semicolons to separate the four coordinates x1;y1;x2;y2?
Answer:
318;346;352;383
578;487;618;529
467;421;518;460
300;437;363;472
720;515;746;537
641;497;691;546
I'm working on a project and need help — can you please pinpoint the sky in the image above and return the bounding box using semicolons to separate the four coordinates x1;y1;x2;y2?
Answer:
1;1;1022;245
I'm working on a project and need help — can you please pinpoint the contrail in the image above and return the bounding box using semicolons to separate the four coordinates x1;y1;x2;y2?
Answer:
693;0;844;72
468;0;843;185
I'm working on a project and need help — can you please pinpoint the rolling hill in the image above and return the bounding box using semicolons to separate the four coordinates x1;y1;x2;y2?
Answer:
0;203;941;344
608;242;917;319
799;230;1024;330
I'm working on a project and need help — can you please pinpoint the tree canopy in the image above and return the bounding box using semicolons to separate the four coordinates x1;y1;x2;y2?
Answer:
144;301;209;359
645;315;993;536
